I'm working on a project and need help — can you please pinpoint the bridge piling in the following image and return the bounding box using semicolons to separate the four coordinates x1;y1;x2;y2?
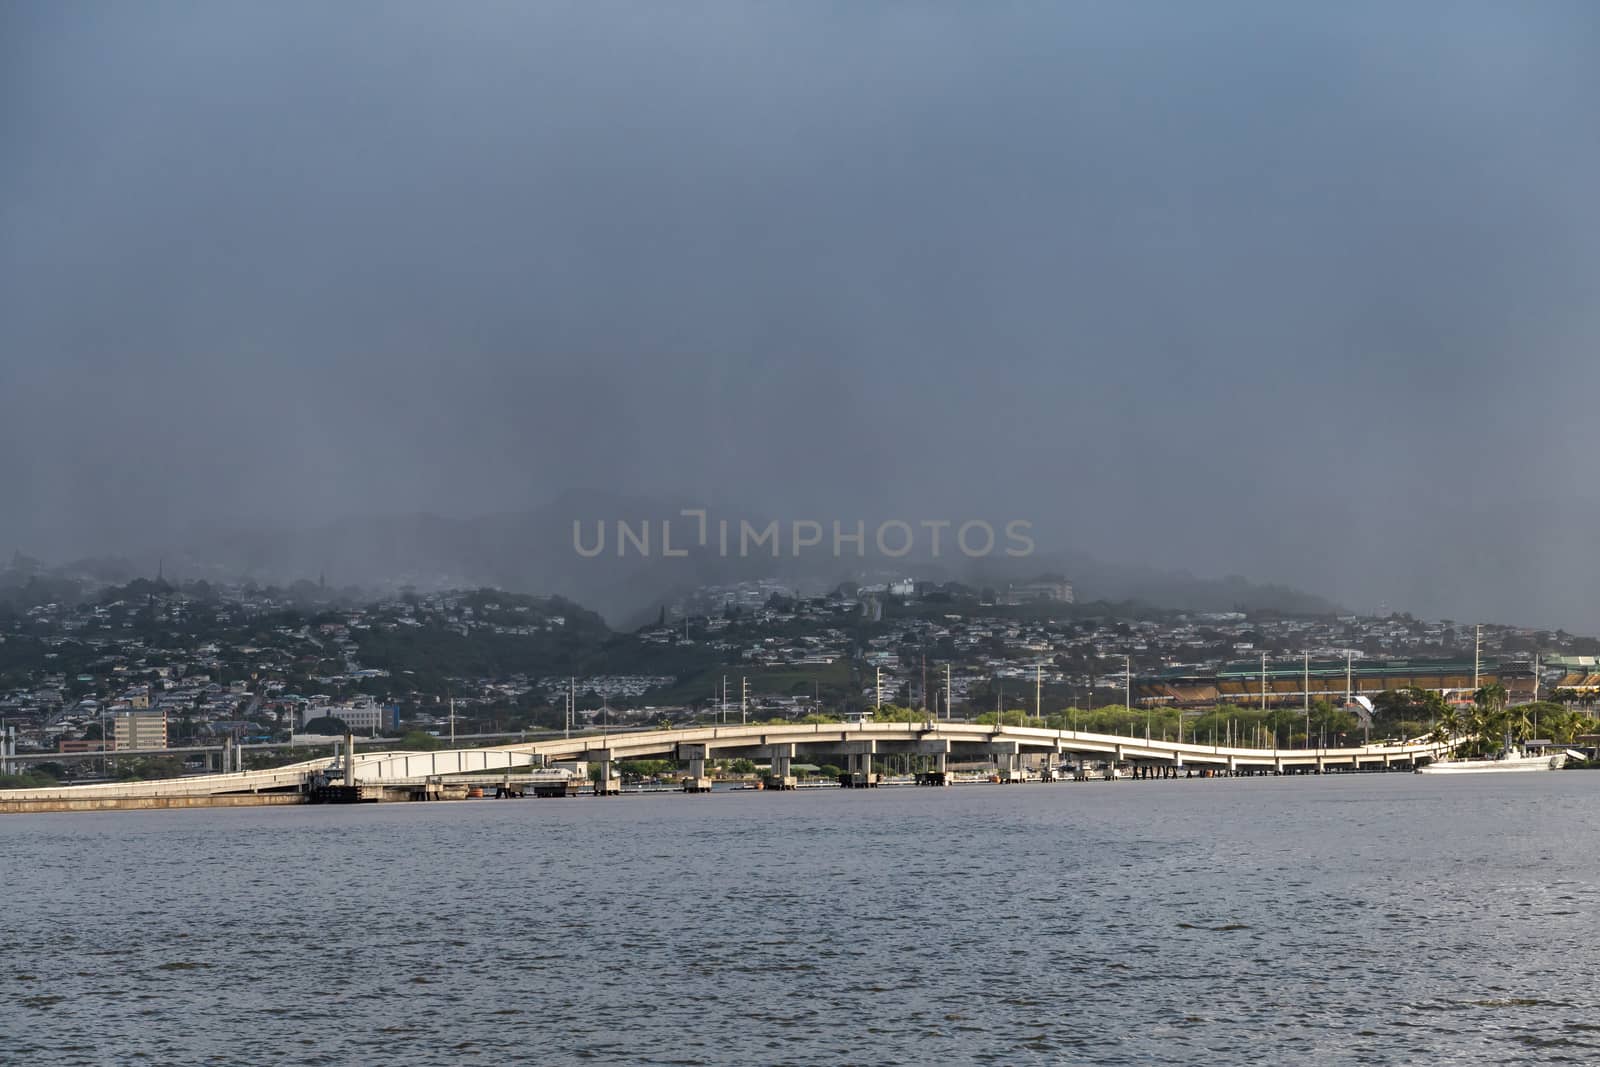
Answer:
763;743;797;790
677;743;712;792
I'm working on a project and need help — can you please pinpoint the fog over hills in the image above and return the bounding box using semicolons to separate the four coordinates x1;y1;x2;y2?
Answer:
24;490;1338;626
4;4;1598;629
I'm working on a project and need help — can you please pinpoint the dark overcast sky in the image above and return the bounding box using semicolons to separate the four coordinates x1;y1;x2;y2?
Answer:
3;2;1599;626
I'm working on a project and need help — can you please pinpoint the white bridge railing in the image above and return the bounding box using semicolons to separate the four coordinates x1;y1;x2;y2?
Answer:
0;721;1456;800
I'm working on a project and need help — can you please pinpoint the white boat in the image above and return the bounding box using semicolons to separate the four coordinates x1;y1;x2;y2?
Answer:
1073;760;1131;781
1417;745;1566;774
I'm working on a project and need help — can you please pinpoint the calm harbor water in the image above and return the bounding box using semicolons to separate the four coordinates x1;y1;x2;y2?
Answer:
4;774;1600;1065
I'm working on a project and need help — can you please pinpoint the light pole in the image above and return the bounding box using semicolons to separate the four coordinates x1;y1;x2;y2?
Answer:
1473;624;1481;692
1124;656;1133;735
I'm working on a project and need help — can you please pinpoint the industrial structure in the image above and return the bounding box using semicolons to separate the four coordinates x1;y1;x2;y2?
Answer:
1136;657;1533;708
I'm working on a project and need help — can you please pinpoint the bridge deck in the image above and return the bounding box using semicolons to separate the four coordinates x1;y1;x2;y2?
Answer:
0;722;1452;803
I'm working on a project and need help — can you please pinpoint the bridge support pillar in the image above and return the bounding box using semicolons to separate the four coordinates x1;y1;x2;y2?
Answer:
582;748;620;795
988;740;1023;783
838;742;878;788
343;733;356;787
763;743;797;790
677;743;713;792
912;739;951;785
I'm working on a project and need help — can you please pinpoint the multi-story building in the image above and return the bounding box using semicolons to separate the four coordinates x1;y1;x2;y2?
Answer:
113;709;168;751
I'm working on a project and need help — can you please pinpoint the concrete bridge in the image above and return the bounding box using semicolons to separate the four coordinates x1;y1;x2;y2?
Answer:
0;721;1455;810
352;721;1451;788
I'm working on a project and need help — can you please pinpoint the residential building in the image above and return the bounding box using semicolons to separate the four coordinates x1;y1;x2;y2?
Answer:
113;710;168;751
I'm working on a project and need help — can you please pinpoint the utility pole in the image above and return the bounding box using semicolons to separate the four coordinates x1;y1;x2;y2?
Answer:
875;667;883;712
1035;664;1043;725
741;676;748;725
1345;650;1353;708
1304;652;1311;753
1532;652;1540;706
1260;652;1267;715
1474;624;1482;692
1124;656;1131;720
721;675;727;724
945;663;952;723
568;677;575;739
1349;649;1363;745
449;694;456;746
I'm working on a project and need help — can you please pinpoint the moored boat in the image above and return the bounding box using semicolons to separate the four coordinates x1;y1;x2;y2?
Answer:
1416;745;1565;774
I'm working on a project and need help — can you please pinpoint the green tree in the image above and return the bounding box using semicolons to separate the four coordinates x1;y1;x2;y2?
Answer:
869;704;926;723
399;730;442;750
302;715;351;736
1431;705;1463;746
617;759;673;780
0;770;58;789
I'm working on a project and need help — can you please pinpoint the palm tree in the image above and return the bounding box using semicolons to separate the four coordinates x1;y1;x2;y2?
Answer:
1505;703;1534;743
1475;682;1508;714
1466;704;1503;758
1546;708;1582;745
1432;706;1463;747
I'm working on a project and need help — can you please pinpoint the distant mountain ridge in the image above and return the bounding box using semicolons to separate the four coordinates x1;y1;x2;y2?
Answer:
22;490;1343;623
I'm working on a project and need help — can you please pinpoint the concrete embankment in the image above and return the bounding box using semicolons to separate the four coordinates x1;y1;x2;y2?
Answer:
0;793;308;815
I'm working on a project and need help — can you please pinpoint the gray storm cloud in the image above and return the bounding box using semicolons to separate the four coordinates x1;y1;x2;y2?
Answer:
2;1;1598;626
